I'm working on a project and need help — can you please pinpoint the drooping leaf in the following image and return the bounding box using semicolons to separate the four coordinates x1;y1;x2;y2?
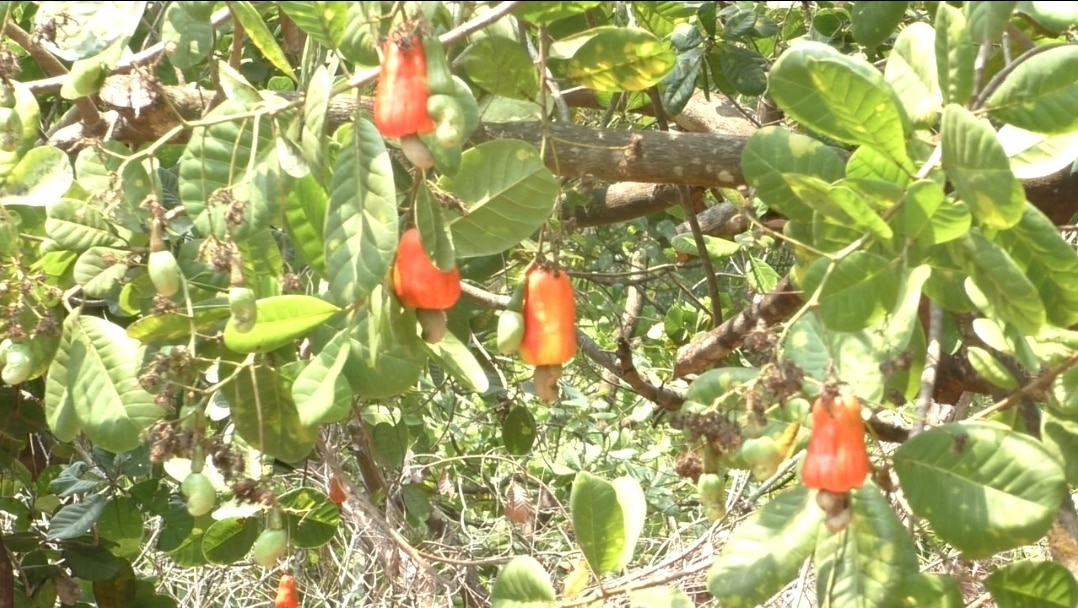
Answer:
814;483;918;607
1;146;76;207
160;2;213;69
223;295;341;354
564;27;676;92
491;555;557;608
45;199;126;252
292;329;352;427
884;21;942;127
948;230;1046;334
768;42;911;169
611;476;646;571
934;3;975;106
851;1;908;48
283;174;328;276
422;330;489;394
995;205;1078;328
985;560;1078;608
277;1;347;49
985;45;1078;134
323;119;398;304
343;312;425;400
202;517;259;565
717;44;767;97
893;422;1066;558
227;1;296;80
300;65;332;186
503;406;537;456
54;313;161;453
571;471;626;575
660;46;703;116
47;493;106;540
741;126;847;223
708;486;823;608
940;104;1025;229
441;140;558;258
279;487;341;549
459;37;539;100
414;184;456;273
224;362;316;463
799;251;900;333
966;1;1017;43
999;125;1078;180
178;99;273;241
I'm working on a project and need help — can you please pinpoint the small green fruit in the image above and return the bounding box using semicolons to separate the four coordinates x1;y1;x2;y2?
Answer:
696;473;727;522
251;528;288;568
228;287;258;333
496;310;525;355
181;472;216;517
1;342;32;385
741;436;783;481
148;249;182;297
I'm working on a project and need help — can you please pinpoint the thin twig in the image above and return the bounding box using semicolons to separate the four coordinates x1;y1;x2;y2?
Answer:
912;301;943;435
3;22;102;125
971;353;1078;421
678;187;724;325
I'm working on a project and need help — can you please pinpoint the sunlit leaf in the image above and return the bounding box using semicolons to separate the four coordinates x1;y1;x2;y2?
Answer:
940;104;1025;229
565;27;676;92
225;362;316;463
985;45;1078;134
491;555;557;607
985;560;1078;608
851;1;908;48
893;422;1066;558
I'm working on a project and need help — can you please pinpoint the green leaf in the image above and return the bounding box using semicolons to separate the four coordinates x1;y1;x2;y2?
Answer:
565;27;676;92
517;2;601;25
1016;1;1078;32
740;126;847;223
459;37;539;100
611;476;646;571
746;256;780;294
33;1;146;61
896;573;964;608
851;1;908;48
225;363;316;463
884;21;942;127
73;246;130;299
414;184;456;273
422;330;489;393
277;1;347;49
986;560;1078;608
786;175;894;241
74;143;151;227
227;1;296;80
323;119;397;304
814;483;918;607
66;543;120;582
995;205;1078;328
292;328;352;426
55;314;161;453
966;346;1019;389
902;180;970;249
279;488;341;549
893;422;1066;558
160;2;213;69
491;555;557;608
201;517;259;565
985;45;1078;134
503;406;537;456
343;313;425;400
670;233;740;261
717;45;767;97
45;199;126;252
126;302;231;343
223;295;341;354
0;146;75;207
800;251;900;332
999;125;1078;180
661;46;703;116
940;104;1025;229
708;486;823;608
157;506;212;567
629;587;693;608
47;493;106;540
845;145;913;187
301;65;332;186
571;471;626;575
441;140;558;258
966;1;1017;43
178;100;273;241
1041;410;1078;487
283;174;328;276
949;231;1045;334
935;4;975;106
769;42;911;169
337;2;379;65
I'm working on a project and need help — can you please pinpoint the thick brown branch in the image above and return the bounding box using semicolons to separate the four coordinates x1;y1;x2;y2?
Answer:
674;277;803;378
